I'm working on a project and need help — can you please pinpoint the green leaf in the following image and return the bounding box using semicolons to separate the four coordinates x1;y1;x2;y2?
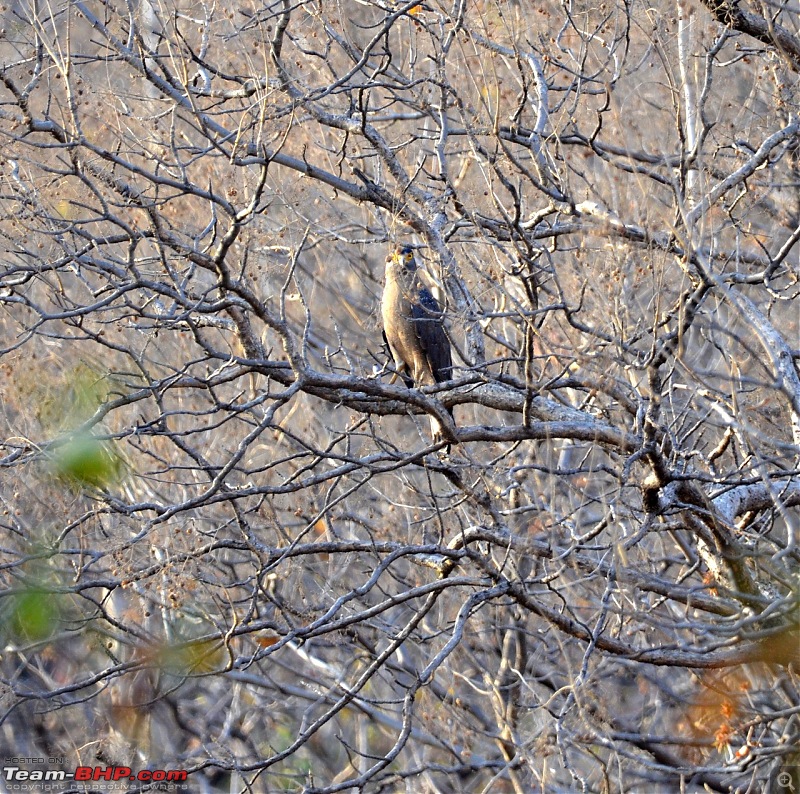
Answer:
6;588;58;643
54;433;120;487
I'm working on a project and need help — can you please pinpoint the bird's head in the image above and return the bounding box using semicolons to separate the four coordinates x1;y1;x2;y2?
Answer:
393;245;417;271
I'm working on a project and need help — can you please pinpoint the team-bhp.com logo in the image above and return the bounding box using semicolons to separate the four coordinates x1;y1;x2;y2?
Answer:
3;765;188;785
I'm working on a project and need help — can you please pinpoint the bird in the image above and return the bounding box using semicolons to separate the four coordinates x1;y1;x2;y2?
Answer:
381;245;454;446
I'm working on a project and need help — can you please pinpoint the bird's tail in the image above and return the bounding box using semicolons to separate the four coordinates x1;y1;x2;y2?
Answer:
430;406;455;451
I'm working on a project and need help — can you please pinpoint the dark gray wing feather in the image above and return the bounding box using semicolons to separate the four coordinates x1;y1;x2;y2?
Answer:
411;287;452;384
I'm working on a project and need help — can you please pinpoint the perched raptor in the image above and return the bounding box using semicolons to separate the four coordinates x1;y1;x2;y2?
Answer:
382;245;453;444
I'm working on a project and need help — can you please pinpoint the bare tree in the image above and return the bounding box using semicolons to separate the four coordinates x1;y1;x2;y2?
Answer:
0;0;798;791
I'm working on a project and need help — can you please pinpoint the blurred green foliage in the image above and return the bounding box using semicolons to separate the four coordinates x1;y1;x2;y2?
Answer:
33;363;126;488
53;431;122;488
3;586;61;644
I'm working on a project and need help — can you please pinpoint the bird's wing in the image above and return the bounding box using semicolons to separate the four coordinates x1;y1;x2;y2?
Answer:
411;287;452;384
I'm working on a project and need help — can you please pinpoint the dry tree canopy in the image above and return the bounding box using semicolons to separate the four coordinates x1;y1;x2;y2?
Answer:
0;0;799;791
